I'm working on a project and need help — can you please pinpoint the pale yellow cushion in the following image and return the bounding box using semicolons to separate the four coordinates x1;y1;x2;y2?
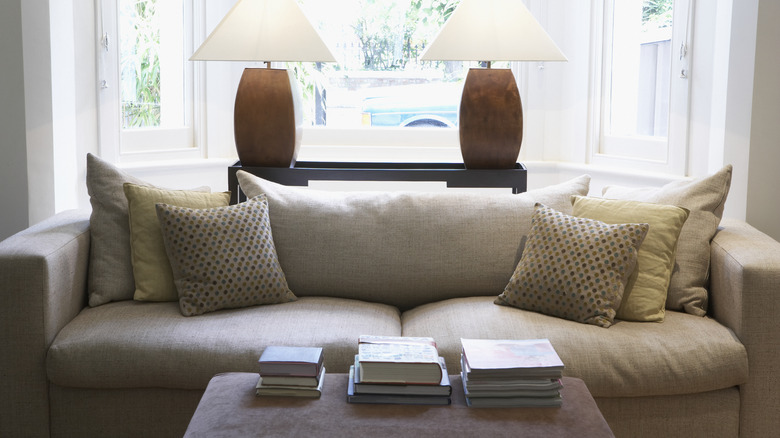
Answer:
123;183;230;302
602;165;732;316
572;196;690;322
495;203;649;328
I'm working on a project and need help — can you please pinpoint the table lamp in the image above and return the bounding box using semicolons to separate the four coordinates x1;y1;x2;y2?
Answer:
420;0;566;169
190;0;336;167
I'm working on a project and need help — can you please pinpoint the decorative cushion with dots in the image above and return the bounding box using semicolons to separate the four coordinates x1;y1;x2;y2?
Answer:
571;195;689;322
495;203;649;328
155;195;297;316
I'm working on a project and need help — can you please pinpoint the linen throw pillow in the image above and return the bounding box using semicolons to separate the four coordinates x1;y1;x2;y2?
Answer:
601;165;732;316
571;196;689;322
495;203;649;328
123;183;231;302
156;196;297;316
85;153;211;306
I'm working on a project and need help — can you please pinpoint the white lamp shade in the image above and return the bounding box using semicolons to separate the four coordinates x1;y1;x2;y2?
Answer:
420;0;566;62
190;0;336;62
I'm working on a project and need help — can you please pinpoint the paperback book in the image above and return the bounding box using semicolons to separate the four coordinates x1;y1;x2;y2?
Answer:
356;335;442;384
460;338;565;408
257;346;324;377
461;338;564;379
464;393;563;408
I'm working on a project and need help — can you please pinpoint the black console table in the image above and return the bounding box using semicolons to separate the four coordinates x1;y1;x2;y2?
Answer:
228;161;527;204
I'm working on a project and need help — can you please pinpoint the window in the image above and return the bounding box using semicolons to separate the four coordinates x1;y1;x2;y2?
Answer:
294;0;511;157
591;0;692;174
295;0;466;129
97;0;201;162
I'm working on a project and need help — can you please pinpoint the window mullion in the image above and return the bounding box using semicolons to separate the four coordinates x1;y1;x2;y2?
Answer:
96;0;121;163
591;0;689;175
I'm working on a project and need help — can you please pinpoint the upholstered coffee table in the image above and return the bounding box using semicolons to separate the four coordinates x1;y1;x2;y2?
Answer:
184;373;613;437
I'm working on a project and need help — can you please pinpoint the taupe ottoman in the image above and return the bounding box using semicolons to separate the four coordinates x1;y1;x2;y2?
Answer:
185;373;613;437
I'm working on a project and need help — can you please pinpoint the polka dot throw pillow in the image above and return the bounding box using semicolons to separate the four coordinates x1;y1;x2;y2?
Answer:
495;203;649;327
156;195;296;316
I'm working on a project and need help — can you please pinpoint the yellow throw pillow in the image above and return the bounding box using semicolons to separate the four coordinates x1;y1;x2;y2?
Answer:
123;183;230;302
601;165;732;316
572;195;689;322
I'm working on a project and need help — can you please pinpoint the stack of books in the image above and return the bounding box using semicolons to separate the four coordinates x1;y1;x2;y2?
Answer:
347;335;452;405
255;346;325;398
460;338;565;407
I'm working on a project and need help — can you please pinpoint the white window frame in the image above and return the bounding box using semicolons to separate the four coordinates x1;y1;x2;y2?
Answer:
96;0;206;164
296;60;526;163
588;0;693;175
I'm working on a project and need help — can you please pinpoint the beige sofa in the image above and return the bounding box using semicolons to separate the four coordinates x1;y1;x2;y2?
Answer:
1;160;779;438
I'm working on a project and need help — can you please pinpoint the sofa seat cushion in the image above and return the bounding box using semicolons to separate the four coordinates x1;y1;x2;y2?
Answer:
47;297;401;390
401;297;747;398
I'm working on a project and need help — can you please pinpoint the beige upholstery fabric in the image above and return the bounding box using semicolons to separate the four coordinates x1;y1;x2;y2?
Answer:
86;153;209;306
602;165;732;315
710;218;780;437
596;388;740;438
47;297;401;389
50;385;203;438
6;193;780;438
402;296;747;398
0;210;91;437
236;171;591;310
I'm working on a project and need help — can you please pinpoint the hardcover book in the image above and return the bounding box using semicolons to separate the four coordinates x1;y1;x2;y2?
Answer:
347;366;451;405
353;357;452;396
256;367;326;398
257;346;324;377
357;335;442;384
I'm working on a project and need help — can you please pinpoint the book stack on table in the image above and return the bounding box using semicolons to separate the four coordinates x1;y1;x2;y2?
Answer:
255;346;325;398
460;338;565;408
347;335;452;405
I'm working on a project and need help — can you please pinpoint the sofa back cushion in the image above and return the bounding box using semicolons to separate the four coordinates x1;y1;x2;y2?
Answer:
236;172;590;311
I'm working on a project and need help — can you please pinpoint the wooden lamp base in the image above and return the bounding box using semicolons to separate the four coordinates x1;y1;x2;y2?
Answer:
459;68;523;169
233;68;303;168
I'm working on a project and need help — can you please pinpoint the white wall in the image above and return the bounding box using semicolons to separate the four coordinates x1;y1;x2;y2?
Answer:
746;0;780;240
0;0;29;241
20;0;57;228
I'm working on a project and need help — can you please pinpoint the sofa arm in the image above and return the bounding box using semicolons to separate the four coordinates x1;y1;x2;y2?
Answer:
0;210;91;437
710;218;780;437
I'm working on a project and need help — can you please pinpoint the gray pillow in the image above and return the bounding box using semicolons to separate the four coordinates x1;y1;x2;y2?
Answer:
85;153;209;306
